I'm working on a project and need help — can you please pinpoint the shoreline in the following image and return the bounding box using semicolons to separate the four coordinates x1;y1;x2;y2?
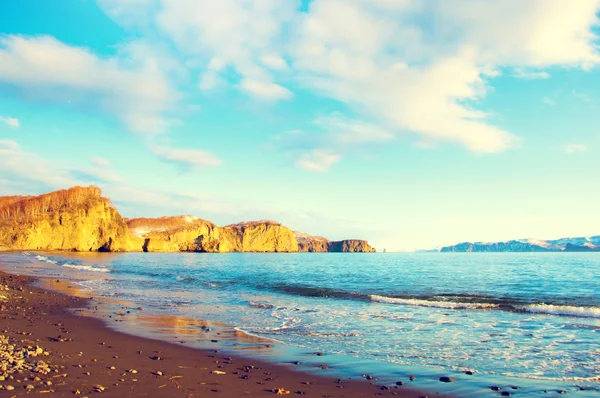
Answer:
0;268;450;397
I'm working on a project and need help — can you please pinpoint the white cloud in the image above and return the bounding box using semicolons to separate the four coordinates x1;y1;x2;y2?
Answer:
0;140;79;188
565;143;588;154
240;78;293;100
260;54;288;70
296;149;341;172
314;113;395;143
0;138;235;216
12;1;600;155
90;156;111;167
276;113;395;171
0;35;178;133
289;0;600;153
432;1;600;67
513;68;550;79
542;97;557;106
101;0;295;100
150;145;222;168
0;116;19;128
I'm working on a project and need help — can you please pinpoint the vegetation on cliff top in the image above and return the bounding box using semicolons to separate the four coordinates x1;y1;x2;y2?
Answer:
0;186;105;224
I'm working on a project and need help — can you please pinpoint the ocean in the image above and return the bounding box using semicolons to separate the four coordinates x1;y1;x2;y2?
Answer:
1;252;599;397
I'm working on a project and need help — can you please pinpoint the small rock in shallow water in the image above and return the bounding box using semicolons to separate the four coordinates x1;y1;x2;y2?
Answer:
409;375;416;381
501;392;511;396
490;386;501;391
439;377;455;383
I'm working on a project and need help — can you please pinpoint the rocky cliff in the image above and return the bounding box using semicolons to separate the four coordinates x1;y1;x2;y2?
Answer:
295;232;376;252
128;217;299;253
328;240;376;252
0;186;375;253
0;186;142;252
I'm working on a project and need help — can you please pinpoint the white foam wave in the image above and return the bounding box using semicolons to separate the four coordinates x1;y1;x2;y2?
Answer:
370;295;600;319
369;295;499;310
35;255;57;264
61;263;110;273
518;304;600;319
31;254;110;273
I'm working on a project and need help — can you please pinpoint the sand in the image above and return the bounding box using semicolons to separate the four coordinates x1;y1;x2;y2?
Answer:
0;269;453;397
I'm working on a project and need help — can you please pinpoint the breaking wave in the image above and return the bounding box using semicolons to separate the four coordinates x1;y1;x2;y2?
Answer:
61;263;111;273
370;295;600;319
32;254;110;273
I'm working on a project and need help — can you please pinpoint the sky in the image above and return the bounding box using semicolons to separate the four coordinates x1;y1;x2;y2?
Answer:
1;0;600;251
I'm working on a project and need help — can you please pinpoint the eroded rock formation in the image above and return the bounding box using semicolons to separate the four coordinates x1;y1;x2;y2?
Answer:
128;217;298;253
0;186;141;252
296;232;376;252
0;187;375;253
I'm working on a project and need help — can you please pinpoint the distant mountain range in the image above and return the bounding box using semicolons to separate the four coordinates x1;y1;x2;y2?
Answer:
427;236;600;252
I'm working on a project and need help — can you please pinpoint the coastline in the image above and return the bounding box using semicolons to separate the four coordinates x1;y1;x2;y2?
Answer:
0;268;449;397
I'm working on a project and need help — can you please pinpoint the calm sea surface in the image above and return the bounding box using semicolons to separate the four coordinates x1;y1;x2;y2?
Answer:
1;252;599;396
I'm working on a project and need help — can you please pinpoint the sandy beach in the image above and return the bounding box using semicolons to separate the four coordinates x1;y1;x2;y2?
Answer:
0;269;451;398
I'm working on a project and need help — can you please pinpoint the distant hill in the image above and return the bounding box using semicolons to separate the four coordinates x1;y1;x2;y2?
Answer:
431;236;600;252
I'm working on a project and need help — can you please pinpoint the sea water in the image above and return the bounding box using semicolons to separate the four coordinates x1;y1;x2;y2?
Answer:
1;252;599;396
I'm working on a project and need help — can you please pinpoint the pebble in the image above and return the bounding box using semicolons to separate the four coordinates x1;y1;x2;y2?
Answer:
439;376;455;383
409;375;416;381
395;381;404;386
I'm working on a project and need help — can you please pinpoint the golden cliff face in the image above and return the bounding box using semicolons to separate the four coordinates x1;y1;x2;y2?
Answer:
129;218;299;253
295;232;376;253
0;186;142;252
0;186;373;253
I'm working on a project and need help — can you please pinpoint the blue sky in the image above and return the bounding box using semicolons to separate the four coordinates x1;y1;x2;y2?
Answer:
1;0;600;251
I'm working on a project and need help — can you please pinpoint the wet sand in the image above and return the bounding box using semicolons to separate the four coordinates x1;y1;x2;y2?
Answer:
0;269;453;398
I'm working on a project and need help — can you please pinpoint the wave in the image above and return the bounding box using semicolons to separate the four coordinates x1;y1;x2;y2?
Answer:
61;263;111;273
370;295;499;310
516;303;600;319
262;283;369;300
370;295;600;319
35;255;57;264
31;254;110;273
176;275;198;283
249;301;275;309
